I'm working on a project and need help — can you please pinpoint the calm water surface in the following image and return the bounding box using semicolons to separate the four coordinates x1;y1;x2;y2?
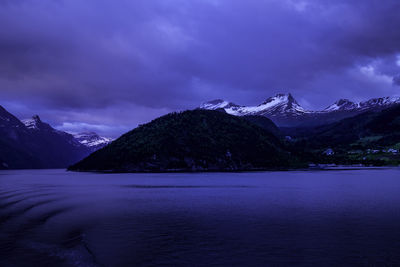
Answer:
1;169;400;266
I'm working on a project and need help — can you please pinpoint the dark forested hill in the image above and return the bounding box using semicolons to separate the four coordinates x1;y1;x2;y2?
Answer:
69;110;298;172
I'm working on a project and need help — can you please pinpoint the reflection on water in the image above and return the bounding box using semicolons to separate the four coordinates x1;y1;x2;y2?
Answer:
1;168;400;266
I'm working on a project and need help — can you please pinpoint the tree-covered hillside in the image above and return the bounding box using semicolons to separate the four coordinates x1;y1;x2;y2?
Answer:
69;110;300;172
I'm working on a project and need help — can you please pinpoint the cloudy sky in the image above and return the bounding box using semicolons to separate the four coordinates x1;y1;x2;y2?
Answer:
1;0;400;137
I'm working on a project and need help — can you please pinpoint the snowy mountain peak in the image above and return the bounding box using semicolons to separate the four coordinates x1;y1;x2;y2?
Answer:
324;99;359;112
32;115;41;122
200;99;240;110
324;97;400;112
22;115;61;134
73;132;113;151
258;93;306;115
359;96;400;109
200;93;400;127
200;92;307;117
262;93;295;105
22;115;43;130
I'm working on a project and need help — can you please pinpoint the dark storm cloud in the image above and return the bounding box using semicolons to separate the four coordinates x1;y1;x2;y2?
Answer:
0;0;400;136
394;75;400;86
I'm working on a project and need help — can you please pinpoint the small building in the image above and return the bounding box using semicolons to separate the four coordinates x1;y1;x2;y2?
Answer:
348;150;362;154
285;136;293;141
367;149;380;154
323;148;334;156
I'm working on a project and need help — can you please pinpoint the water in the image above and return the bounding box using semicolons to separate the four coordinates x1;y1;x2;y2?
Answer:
1;169;400;266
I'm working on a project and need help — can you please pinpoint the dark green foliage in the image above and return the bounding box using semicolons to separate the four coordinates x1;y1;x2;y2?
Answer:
69;110;296;172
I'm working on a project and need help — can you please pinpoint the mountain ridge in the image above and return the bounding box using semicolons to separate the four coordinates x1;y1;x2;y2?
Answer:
201;93;400;127
73;132;113;152
0;105;111;169
285;104;400;166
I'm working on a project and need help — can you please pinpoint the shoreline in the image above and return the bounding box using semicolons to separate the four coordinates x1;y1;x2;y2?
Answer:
1;166;399;174
67;165;399;174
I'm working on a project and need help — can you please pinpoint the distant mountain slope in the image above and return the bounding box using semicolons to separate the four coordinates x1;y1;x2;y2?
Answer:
286;104;400;166
201;93;400;127
0;106;91;169
69;110;297;172
73;132;113;152
22;115;91;168
242;115;281;137
0;106;42;169
306;104;400;147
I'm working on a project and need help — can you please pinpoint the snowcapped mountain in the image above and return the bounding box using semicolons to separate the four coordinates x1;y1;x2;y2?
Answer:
200;99;241;110
249;93;309;116
323;99;359;112
201;93;400;127
22;115;43;130
23;115;70;136
201;93;309;117
73;132;113;152
359;96;400;110
23;115;83;148
323;97;400;112
21;116;112;151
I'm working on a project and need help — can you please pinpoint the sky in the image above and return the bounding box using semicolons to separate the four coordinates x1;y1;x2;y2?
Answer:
1;0;400;137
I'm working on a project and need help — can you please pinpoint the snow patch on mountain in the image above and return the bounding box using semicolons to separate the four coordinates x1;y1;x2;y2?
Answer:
202;93;400;117
201;93;310;117
324;97;400;112
22;115;112;151
22;115;66;135
323;99;359;112
359;96;400;109
22;115;42;130
200;99;240;110
73;132;113;150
